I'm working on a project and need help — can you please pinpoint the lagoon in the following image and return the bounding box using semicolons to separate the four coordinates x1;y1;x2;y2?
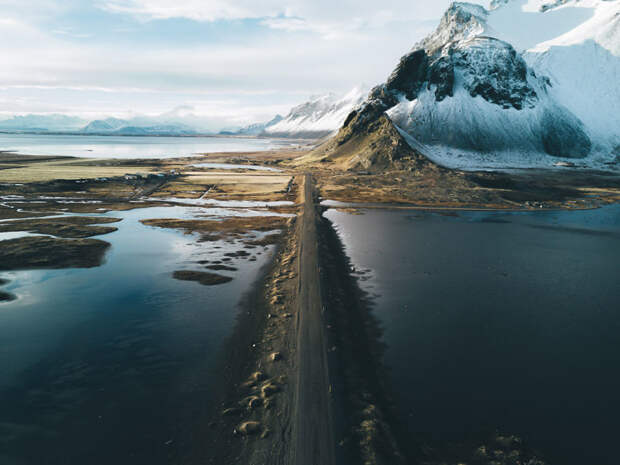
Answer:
324;204;620;465
0;133;298;159
0;205;276;464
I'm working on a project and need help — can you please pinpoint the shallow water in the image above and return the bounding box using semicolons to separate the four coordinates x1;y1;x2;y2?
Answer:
0;133;296;159
0;231;50;241
0;205;276;464
152;196;295;211
191;162;282;172
324;204;620;465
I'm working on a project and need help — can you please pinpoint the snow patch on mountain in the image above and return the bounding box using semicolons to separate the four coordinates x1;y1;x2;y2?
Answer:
519;0;620;154
390;88;597;170
388;75;589;157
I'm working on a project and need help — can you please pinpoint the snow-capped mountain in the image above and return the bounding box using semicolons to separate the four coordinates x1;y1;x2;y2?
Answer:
331;0;619;170
81;118;129;133
81;118;197;135
263;86;368;138
220;115;284;136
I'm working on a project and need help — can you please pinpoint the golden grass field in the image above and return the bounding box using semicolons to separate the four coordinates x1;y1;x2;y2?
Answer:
0;158;161;183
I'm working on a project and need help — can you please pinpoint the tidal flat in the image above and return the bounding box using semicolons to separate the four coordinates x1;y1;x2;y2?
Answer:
0;151;299;465
0;205;290;464
1;148;620;465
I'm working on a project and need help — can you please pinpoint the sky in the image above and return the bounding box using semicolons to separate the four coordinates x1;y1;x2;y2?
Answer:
0;0;486;130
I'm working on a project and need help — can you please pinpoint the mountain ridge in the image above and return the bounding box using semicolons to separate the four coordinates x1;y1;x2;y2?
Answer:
262;87;368;139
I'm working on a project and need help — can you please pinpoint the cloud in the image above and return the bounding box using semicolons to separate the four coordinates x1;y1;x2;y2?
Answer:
99;0;464;22
0;0;83;22
99;0;461;38
0;0;474;127
99;0;278;22
51;28;92;38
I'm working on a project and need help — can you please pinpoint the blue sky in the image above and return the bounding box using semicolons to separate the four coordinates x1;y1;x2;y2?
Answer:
0;0;485;129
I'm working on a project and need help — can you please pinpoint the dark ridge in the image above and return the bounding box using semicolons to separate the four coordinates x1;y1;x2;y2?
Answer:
0;236;110;271
172;270;233;286
0;290;16;302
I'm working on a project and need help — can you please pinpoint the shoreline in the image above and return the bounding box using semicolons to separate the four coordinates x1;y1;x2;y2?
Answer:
198;177;302;464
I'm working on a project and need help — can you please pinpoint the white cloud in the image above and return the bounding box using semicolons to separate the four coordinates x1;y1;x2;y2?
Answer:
0;0;478;128
52;28;92;38
100;0;466;22
0;0;83;21
99;1;285;22
100;0;462;37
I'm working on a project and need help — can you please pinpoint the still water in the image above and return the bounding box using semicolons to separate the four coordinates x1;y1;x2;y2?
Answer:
0;206;276;464
0;133;297;159
324;204;620;465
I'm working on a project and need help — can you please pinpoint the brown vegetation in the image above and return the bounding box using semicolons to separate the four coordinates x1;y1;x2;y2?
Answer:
0;236;110;271
0;216;121;238
172;270;233;286
141;216;290;242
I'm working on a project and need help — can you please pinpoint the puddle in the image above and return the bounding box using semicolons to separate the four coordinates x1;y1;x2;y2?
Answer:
150;197;295;215
0;231;52;241
190;162;282;172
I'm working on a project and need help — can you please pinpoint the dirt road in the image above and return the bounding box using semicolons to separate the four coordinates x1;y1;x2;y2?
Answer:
291;174;336;465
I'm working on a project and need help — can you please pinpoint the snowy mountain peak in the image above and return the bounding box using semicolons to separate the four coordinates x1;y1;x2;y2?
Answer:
263;86;368;138
370;3;544;110
419;2;491;53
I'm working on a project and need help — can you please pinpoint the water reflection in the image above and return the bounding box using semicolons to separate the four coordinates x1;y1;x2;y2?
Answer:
0;205;277;464
324;204;620;465
0;133;297;159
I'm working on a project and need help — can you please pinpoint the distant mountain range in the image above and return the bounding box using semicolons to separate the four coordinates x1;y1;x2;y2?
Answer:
0;114;199;136
0;88;367;139
219;87;368;139
80;117;198;136
0;114;87;132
